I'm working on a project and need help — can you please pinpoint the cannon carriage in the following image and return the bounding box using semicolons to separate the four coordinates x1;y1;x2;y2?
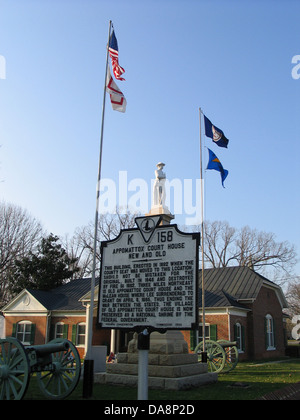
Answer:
195;339;239;374
0;337;81;400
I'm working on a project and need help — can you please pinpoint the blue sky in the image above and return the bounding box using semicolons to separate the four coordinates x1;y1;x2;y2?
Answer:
0;0;299;277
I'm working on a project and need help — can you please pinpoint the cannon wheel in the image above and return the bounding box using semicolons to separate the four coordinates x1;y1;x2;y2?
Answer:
194;340;226;373
0;337;30;400
37;339;81;400
217;340;239;373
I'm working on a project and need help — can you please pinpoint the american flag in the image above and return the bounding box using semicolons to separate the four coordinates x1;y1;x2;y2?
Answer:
108;29;125;81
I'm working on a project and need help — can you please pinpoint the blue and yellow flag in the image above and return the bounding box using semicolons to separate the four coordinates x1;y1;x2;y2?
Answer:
207;148;228;187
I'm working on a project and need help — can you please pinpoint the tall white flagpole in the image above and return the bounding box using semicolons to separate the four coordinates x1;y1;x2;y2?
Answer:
199;107;207;362
83;19;112;398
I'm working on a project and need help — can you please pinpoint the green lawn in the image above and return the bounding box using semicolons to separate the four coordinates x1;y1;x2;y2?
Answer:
24;359;300;400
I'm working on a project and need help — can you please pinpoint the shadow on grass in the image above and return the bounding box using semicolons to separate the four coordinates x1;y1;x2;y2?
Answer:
24;360;300;401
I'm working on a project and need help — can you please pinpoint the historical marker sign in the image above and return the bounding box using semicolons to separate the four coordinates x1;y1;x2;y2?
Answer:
97;216;200;331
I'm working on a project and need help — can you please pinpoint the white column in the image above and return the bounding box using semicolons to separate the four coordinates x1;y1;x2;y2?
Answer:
85;303;91;357
110;329;116;354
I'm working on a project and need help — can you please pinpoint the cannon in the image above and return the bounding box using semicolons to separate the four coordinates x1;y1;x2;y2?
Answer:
194;339;239;374
0;337;81;400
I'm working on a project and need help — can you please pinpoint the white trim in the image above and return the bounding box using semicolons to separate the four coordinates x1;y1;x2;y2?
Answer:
51;311;85;317
16;320;32;345
234;322;245;354
265;314;276;350
0;315;5;339
2;290;47;312
79;285;99;303
76;322;86;348
54;322;65;339
199;307;249;317
227;309;248;317
227;309;231;341
237;299;255;304
3;311;48;317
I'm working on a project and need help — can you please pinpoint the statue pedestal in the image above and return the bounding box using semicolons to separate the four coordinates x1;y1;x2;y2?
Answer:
128;331;188;354
95;331;217;390
146;205;174;225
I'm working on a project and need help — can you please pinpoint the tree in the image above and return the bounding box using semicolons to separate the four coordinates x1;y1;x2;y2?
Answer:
9;234;79;294
189;220;297;284
286;278;300;316
0;201;43;305
66;207;140;278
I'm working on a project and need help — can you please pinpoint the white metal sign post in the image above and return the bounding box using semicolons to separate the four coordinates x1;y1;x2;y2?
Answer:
137;328;150;400
97;216;200;399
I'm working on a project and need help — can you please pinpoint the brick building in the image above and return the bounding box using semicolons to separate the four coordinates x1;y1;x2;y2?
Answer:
1;266;288;361
182;266;288;360
1;278;109;359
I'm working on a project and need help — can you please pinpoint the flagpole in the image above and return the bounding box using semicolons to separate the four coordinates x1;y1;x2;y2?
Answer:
199;107;207;362
83;19;112;399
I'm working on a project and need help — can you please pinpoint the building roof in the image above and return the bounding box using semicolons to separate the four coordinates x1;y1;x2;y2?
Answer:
17;278;98;312
45;278;99;311
203;289;250;310
199;266;288;309
2;266;287;313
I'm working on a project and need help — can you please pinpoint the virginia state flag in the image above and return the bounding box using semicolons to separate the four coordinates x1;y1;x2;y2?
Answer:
106;67;127;112
204;115;229;148
207;148;228;187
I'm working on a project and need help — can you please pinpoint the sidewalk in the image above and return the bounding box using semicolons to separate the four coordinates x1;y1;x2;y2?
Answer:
258;382;300;400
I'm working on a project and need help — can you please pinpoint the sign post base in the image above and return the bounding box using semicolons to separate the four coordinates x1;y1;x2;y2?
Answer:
82;359;94;398
137;329;150;400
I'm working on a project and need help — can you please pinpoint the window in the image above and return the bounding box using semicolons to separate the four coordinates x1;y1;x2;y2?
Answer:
199;324;217;341
234;323;245;352
16;321;34;345
50;323;68;340
199;324;210;341
55;322;66;339
190;324;218;351
76;323;86;346
265;314;276;350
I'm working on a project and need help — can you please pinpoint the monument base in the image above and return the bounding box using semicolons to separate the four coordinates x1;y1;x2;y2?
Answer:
95;332;217;390
95;352;217;390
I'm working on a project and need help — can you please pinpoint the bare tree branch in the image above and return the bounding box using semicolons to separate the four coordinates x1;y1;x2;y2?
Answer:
188;220;297;284
0;201;44;305
67;206;140;278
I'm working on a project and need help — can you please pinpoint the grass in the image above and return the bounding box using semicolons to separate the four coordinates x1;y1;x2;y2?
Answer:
23;358;300;400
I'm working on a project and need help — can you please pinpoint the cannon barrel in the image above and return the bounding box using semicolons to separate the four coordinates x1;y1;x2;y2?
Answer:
219;341;237;348
26;340;70;357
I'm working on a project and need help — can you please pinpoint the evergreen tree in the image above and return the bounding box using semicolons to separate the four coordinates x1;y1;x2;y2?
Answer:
9;234;79;294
